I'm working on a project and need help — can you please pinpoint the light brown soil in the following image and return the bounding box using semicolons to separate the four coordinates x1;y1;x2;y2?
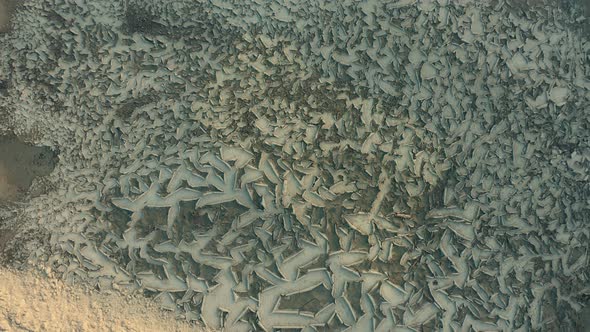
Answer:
0;267;213;332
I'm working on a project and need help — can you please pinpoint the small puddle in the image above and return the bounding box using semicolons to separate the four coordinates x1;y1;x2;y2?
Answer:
0;134;58;202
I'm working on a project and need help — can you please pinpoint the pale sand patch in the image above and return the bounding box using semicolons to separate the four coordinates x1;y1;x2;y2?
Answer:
0;268;214;332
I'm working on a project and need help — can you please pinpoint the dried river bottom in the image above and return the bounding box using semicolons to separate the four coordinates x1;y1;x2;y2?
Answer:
0;0;589;331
